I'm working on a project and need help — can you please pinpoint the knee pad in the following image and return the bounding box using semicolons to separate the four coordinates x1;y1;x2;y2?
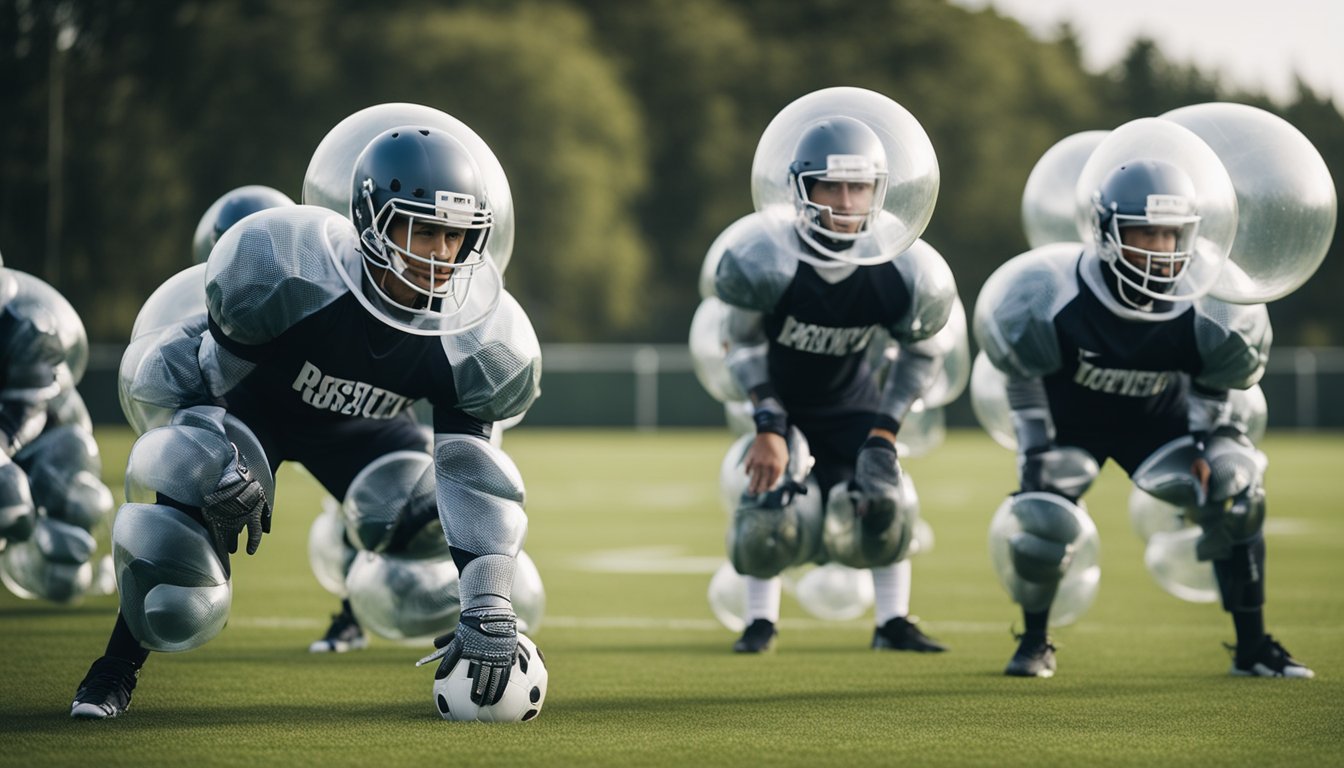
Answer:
0;461;36;544
989;492;1100;618
727;478;823;578
113;503;231;652
343;450;445;558
822;473;918;569
0;515;96;602
15;425;113;531
125;405;273;508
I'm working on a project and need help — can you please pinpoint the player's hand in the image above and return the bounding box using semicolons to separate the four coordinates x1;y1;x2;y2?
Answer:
852;437;901;519
201;443;271;564
1191;456;1211;499
744;432;789;495
420;609;518;706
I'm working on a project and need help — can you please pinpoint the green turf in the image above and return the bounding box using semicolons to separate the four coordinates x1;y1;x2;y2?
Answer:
3;428;1342;767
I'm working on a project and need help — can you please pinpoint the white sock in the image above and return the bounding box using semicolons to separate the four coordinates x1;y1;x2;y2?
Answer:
744;576;782;624
871;560;912;626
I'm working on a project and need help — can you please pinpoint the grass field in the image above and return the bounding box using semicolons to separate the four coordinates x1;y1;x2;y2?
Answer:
3;428;1342;767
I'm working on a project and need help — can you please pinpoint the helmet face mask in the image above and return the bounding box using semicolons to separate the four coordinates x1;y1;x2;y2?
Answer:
355;181;492;314
349;127;496;328
788;117;890;262
1091;160;1202;308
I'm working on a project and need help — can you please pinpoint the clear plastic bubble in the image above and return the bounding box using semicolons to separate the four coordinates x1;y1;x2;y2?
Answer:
794;563;875;621
1022;130;1108;248
1162;102;1336;304
1128;486;1189;543
346;551;461;642
988;495;1101;627
302;103;515;273
1144;526;1218;603
1074;118;1237;302
896;404;946;459
970;351;1016;451
513;550;546;634
308;499;353;599
751;87;938;267
689;297;747;404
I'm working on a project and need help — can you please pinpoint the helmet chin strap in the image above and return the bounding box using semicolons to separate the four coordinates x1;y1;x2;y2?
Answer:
1101;254;1175;313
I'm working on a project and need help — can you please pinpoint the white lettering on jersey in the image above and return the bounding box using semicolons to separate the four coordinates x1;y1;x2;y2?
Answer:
775;315;879;357
291;361;413;418
1073;354;1173;397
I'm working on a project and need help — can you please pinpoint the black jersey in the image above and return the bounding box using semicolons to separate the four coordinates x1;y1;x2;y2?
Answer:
763;260;910;412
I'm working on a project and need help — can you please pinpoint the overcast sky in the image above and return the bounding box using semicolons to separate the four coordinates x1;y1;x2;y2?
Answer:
951;0;1342;107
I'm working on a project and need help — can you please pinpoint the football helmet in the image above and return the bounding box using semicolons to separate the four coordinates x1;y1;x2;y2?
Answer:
1092;160;1201;307
350;126;493;317
788;117;889;259
192;185;295;264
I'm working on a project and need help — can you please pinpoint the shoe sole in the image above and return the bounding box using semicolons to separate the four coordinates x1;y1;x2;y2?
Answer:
1229;664;1315;679
309;638;370;653
71;703;122;719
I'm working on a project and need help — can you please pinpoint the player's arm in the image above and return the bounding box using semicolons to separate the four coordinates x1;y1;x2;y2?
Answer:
720;305;789;495
873;240;958;444
714;236;796;496
1188;300;1273;491
419;291;542;706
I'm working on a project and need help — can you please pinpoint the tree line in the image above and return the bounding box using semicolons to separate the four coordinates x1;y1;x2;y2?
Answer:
1;0;1339;345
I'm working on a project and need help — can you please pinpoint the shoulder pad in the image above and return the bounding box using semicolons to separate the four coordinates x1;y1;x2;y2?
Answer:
890;239;957;342
713;213;799;312
440;291;541;422
972;243;1080;379
1193;298;1272;390
206;206;353;345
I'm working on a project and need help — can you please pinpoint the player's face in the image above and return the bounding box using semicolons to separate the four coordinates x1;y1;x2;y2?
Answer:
1119;225;1183;277
809;180;876;234
373;218;467;307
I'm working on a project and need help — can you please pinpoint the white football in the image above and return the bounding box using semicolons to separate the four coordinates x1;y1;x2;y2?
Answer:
433;633;547;722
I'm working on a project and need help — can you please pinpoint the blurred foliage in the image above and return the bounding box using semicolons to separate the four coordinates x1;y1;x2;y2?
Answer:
1;0;1340;345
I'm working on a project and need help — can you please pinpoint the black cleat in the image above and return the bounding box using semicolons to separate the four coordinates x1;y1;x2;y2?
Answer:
1004;632;1056;678
872;616;948;652
733;619;777;653
71;656;139;719
1229;635;1314;678
309;605;369;653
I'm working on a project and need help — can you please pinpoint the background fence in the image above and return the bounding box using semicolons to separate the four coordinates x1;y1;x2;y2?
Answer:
83;344;1344;431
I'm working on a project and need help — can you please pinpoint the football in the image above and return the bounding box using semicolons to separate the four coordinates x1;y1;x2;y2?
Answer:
433;632;548;723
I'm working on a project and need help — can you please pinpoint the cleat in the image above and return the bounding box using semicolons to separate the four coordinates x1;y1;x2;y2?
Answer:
1004;632;1056;678
1229;635;1314;678
871;616;948;652
71;656;139;719
732;619;777;653
309;605;369;653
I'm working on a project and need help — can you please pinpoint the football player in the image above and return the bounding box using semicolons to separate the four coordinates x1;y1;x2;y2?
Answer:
976;159;1313;678
192;185;295;265
0;252;114;606
715;113;957;653
70;123;541;718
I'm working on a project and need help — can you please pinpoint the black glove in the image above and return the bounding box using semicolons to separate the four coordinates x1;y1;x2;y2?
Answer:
851;437;901;520
420;609;518;706
201;444;271;564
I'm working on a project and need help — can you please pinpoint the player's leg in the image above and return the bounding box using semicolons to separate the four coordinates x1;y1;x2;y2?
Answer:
296;413;432;653
801;410;945;651
735;575;781;653
71;407;275;719
996;437;1102;677
1124;432;1312;678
